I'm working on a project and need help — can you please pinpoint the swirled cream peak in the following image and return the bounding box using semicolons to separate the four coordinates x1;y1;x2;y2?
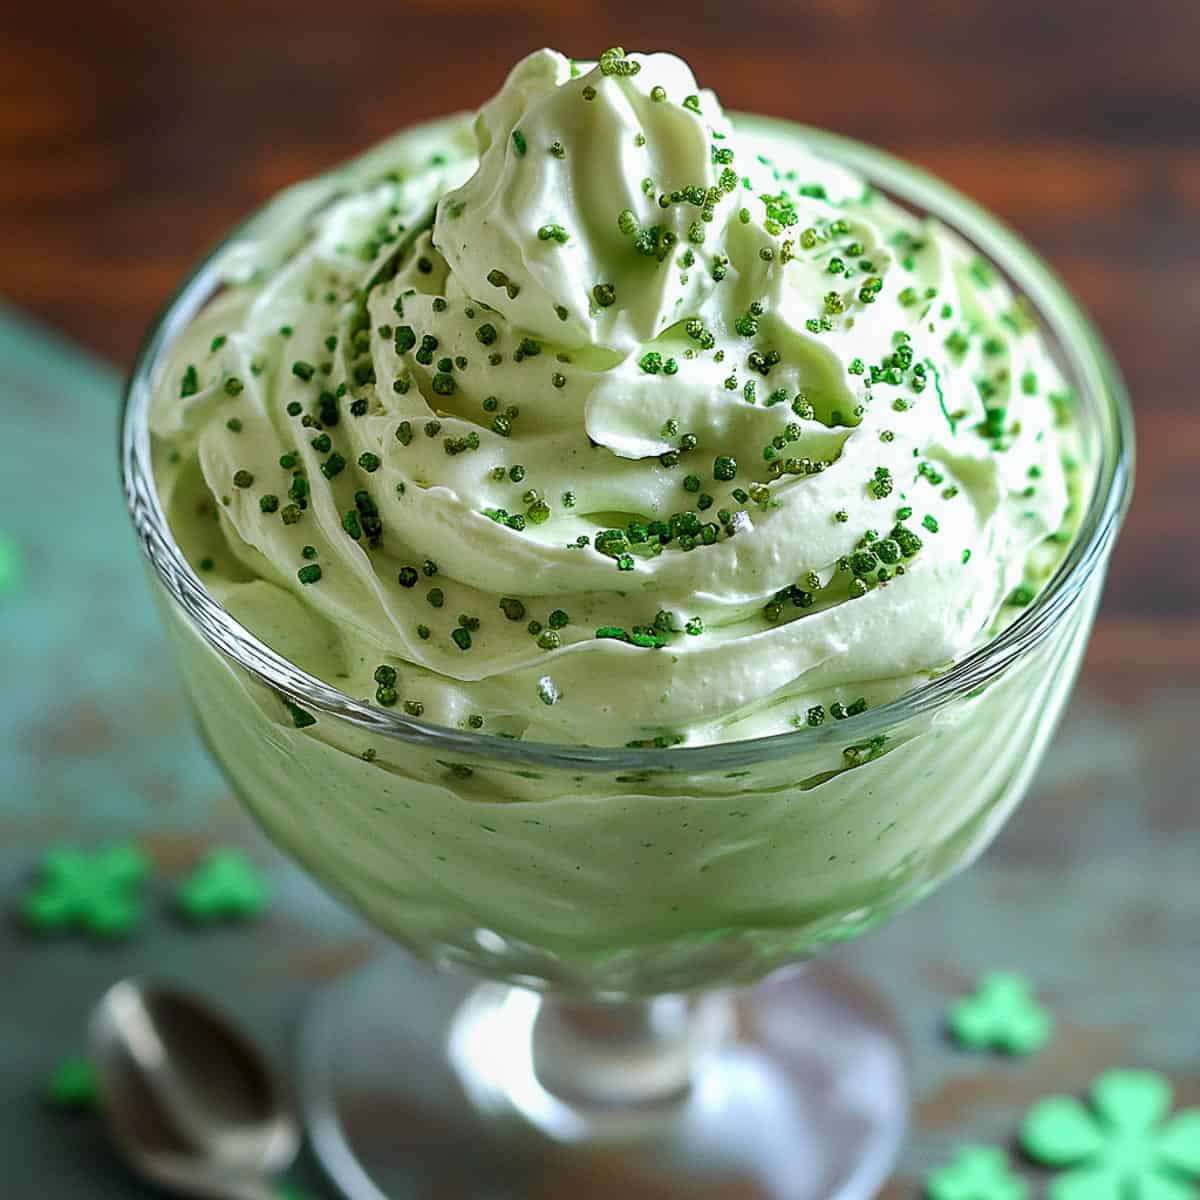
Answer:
151;47;1079;746
437;48;731;351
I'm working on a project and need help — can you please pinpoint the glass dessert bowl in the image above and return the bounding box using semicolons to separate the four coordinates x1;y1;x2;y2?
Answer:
122;49;1133;1200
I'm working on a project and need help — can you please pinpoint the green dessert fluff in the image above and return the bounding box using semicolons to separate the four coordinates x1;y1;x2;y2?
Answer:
151;47;1079;747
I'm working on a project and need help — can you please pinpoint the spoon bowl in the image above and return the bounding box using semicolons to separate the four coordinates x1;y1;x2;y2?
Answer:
90;979;299;1200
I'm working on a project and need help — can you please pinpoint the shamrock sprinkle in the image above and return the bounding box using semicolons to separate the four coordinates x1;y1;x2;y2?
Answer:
45;1058;100;1112
21;845;149;939
177;848;270;923
926;1146;1029;1200
1021;1069;1200;1199
0;532;22;597
948;972;1053;1056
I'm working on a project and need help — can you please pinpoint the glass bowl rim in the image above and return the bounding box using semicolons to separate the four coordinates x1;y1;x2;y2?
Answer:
121;115;1135;773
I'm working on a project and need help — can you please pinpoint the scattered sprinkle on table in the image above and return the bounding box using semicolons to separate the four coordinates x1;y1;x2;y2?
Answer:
948;972;1052;1056
1021;1069;1200;1198
0;532;20;596
926;1145;1029;1200
177;848;270;923
21;844;149;939
44;1058;99;1112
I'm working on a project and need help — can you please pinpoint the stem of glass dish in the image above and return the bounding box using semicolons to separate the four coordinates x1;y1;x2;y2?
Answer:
531;992;731;1113
447;982;735;1143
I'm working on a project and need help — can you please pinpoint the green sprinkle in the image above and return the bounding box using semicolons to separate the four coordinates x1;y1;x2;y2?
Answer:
180;365;199;397
292;361;315;382
868;466;893;499
297;564;322;585
511;130;527;156
537;223;570;244
45;1058;99;1111
232;470;254;488
599;46;640;76
499;597;526;621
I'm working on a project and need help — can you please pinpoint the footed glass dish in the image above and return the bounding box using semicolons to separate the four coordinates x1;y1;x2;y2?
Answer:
123;120;1133;1199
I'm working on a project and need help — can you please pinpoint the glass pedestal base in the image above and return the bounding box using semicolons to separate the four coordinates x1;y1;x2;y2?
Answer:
298;953;908;1200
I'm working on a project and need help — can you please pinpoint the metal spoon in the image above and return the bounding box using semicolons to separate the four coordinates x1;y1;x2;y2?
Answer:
89;979;300;1200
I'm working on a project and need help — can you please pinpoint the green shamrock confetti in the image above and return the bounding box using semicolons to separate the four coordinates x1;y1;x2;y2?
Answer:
45;1058;99;1112
177;848;269;923
0;532;20;596
927;1145;1029;1200
948;972;1052;1055
1021;1069;1200;1199
21;844;149;939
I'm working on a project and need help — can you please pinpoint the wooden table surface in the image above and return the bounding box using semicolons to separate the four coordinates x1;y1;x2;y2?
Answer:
1;2;1197;1197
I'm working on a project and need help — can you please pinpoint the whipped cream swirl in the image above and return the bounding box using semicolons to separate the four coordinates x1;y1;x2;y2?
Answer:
152;47;1075;745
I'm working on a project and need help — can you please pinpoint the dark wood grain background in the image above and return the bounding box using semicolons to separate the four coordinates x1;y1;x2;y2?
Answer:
4;0;1197;690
